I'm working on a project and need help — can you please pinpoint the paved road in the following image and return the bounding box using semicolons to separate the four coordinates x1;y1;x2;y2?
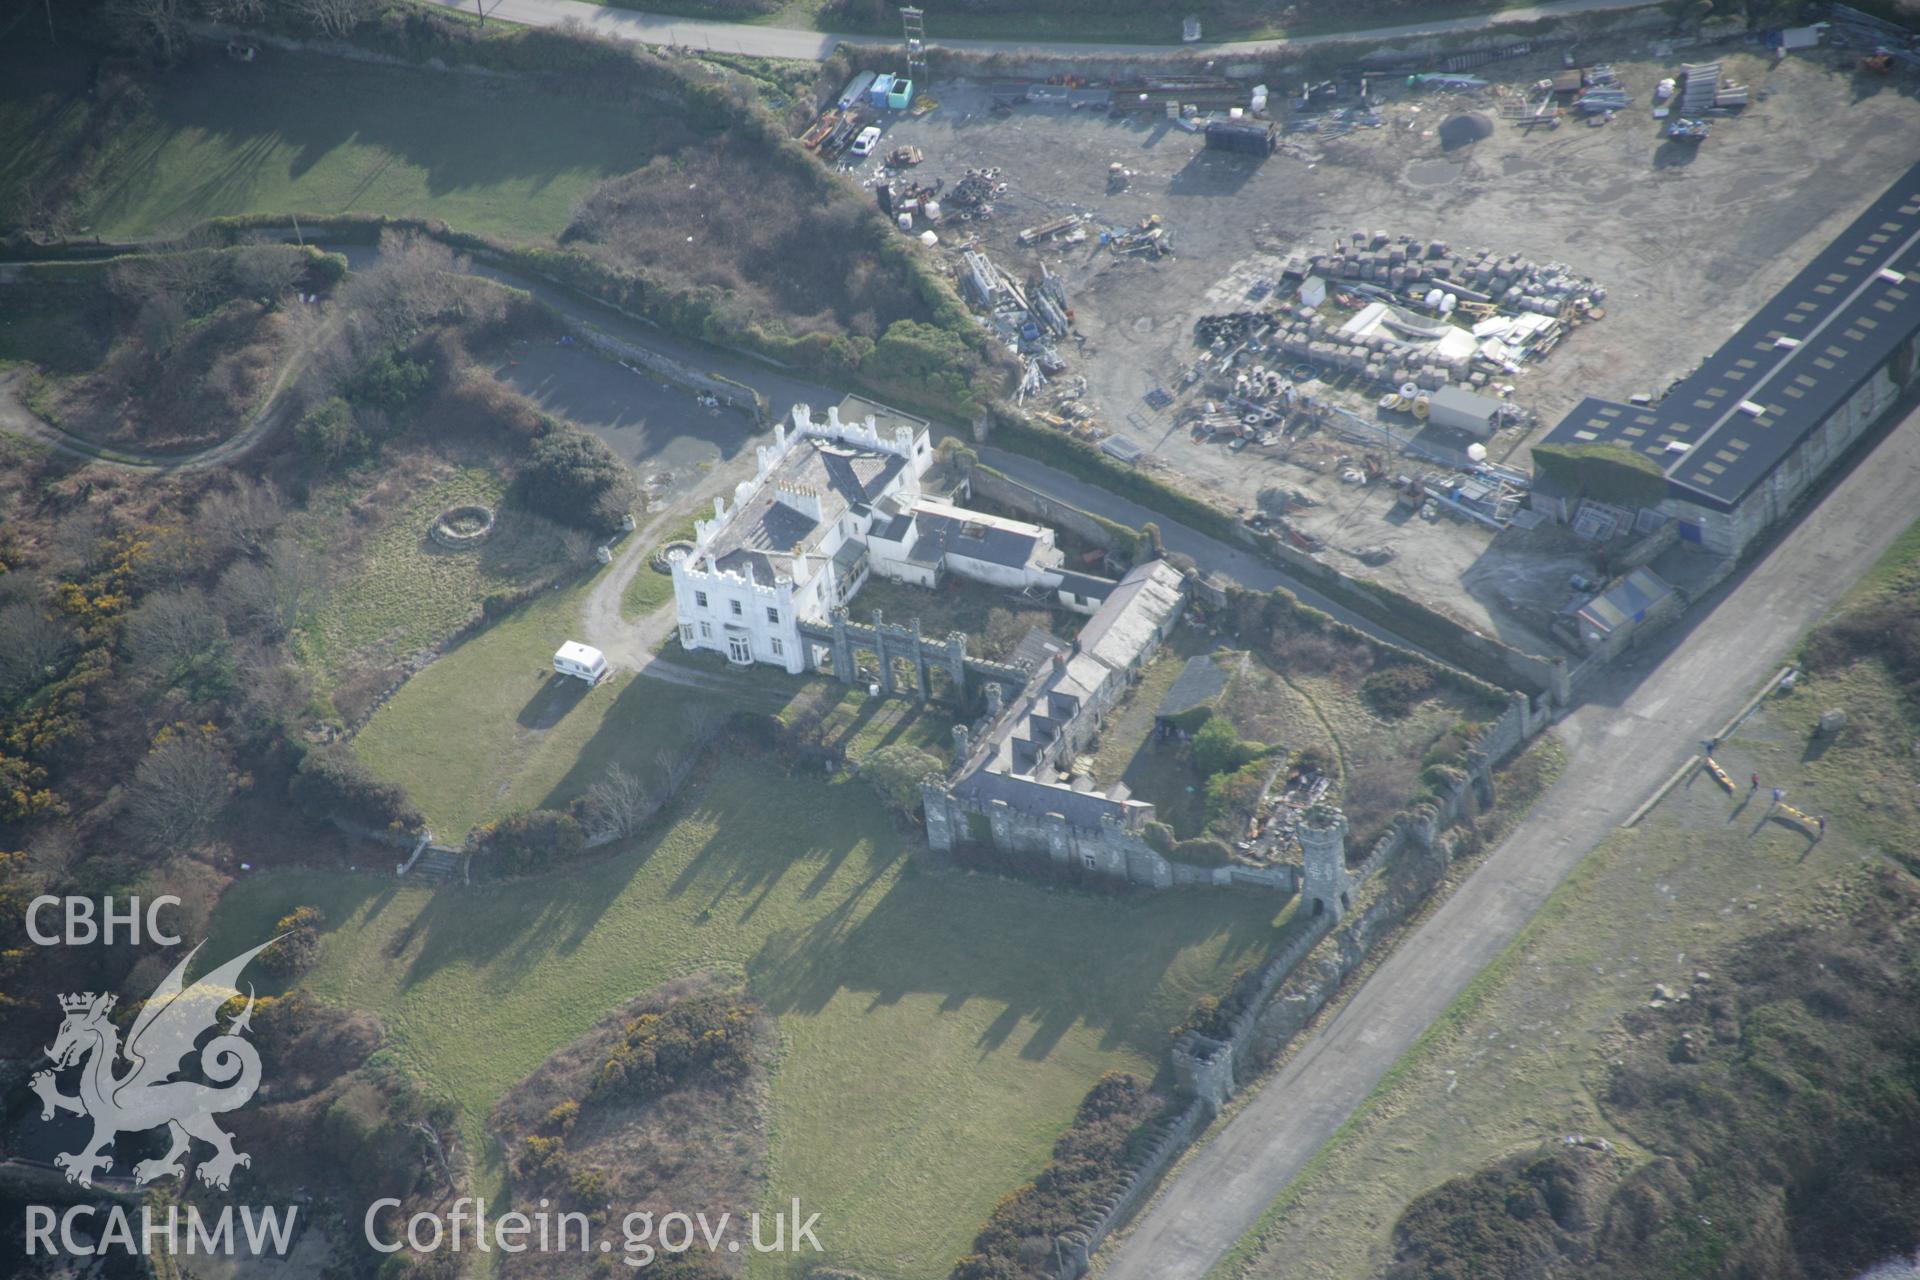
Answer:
975;444;1444;659
1096;400;1920;1280
434;0;1662;61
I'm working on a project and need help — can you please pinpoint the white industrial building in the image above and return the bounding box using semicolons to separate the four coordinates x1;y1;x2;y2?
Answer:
671;404;1103;672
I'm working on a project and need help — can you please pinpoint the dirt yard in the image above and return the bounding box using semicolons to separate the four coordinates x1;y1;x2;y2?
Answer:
853;37;1920;655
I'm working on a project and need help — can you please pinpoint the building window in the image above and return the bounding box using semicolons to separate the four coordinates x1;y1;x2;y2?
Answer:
699;622;712;639
679;624;694;646
695;591;708;609
1082;853;1098;870
766;607;780;624
730;600;743;617
727;634;752;664
771;638;784;657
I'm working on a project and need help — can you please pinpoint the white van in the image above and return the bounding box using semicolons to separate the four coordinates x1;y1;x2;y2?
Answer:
553;641;609;685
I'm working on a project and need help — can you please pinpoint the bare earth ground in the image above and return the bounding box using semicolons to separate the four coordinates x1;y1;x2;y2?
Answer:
859;41;1920;653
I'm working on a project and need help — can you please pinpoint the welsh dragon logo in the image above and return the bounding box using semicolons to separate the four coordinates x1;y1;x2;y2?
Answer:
31;939;276;1190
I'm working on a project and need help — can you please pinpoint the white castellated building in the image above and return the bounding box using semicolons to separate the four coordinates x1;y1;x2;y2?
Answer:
671;404;1096;673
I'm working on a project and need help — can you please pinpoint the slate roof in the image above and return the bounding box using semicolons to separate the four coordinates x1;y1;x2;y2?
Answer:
1157;654;1231;721
1575;567;1679;636
1053;569;1120;601
949;560;1188;824
1538;157;1920;512
908;500;1050;570
951;769;1141;827
708;438;907;578
1077;562;1186;671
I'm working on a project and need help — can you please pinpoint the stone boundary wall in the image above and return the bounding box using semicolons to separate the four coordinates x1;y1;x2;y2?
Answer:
978;460;1569;704
571;322;764;414
1052;1099;1212;1280
972;466;1138;555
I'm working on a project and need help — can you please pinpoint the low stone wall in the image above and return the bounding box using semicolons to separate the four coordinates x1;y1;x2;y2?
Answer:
1052;1098;1212;1280
1252;836;1453;1056
972;465;1138;555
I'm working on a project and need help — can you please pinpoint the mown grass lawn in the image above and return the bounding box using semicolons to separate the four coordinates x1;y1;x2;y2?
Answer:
347;572;701;840
0;43;659;243
292;465;576;696
208;763;1291;1279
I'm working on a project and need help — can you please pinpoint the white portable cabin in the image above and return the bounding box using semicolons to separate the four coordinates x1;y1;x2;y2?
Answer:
553;641;608;684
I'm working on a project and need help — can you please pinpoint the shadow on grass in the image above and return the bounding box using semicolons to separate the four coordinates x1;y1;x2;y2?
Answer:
83;52;664;233
518;674;589;729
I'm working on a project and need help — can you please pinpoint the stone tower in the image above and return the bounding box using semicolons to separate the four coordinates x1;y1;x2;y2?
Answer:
1298;802;1352;919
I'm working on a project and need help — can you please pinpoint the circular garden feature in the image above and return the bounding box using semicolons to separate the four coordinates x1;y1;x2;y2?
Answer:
430;504;496;548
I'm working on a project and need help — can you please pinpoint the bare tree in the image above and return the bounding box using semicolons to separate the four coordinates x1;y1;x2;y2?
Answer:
582;763;655;840
198;476;285;560
205;0;267;19
135;294;187;358
654;747;693;798
293;0;376;37
216;540;321;640
340;230;469;342
125;731;237;851
232;246;306;306
126;587;230;679
113;244;228;317
215;560;283;637
233;643;310;738
0;602;74;701
103;0;188;61
681;702;725;747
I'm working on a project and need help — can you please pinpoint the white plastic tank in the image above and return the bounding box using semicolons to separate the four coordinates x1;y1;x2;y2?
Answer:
898;212;913;231
1441;293;1458;314
1467;442;1489;462
919;230;938;247
923;200;941;222
1424;288;1444;309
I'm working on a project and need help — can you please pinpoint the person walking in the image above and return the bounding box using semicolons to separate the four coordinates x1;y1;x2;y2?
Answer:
1818;815;1827;837
1750;772;1760;792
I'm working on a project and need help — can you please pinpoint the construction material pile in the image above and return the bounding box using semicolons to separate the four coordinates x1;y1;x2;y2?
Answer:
1104;215;1174;258
960;247;1070;395
1194;312;1269;346
946;168;1004;214
1298;231;1604;316
1572;64;1631;114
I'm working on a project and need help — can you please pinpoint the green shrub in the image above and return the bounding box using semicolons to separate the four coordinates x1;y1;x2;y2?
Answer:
951;1073;1164;1280
1142;820;1176;855
518;426;636;534
1529;441;1669;508
591;992;756;1102
516;1134;567;1177
861;743;942;815
264;905;325;977
295;397;370;466
1362;664;1436;718
1203;762;1267;837
1192;716;1262;778
1173;834;1234;866
348;350;433;410
543;1100;580;1133
289;746;424;833
468;808;586;876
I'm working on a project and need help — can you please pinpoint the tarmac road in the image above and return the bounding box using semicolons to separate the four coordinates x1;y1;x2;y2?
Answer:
1095;397;1920;1280
431;0;1663;62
